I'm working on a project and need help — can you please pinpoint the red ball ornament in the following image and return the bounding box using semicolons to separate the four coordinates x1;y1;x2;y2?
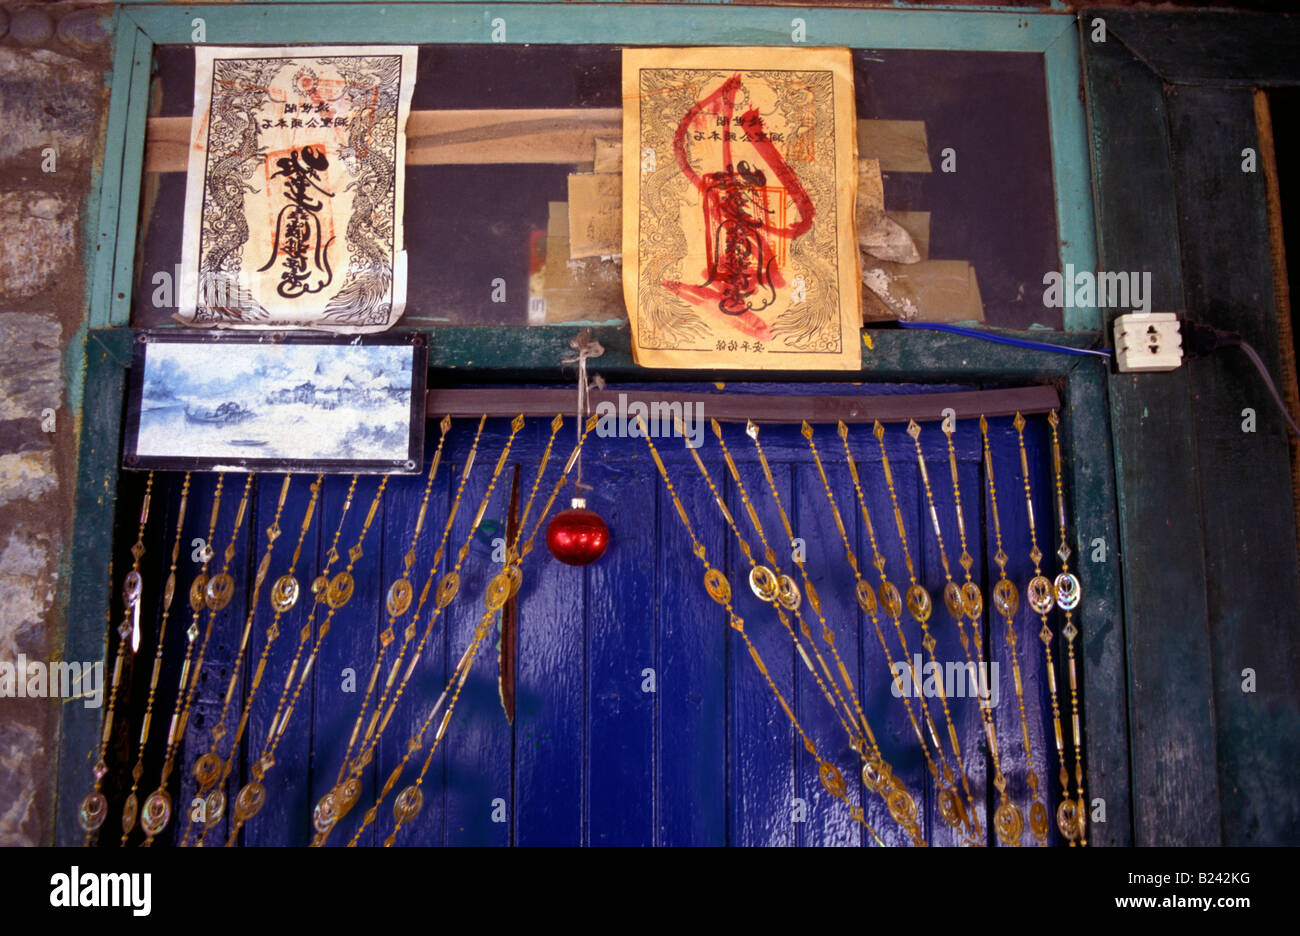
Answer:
546;498;610;566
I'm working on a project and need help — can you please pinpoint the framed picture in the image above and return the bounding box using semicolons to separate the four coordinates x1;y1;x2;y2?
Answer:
123;331;427;474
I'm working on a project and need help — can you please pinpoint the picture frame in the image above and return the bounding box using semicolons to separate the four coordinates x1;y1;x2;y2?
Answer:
122;330;427;474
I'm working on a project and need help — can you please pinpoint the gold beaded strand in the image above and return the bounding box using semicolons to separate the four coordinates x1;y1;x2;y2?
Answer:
310;417;457;844
706;420;866;750
340;414;528;846
79;473;154;842
189;475;323;846
1048;410;1087;845
138;472;231;846
181;473;295;845
938;421;1019;844
367;414;594;847
225;473;388;845
905;420;987;843
980;415;1045;846
800;422;929;844
1013;413;1062;847
637;422;889;846
118;473;188;845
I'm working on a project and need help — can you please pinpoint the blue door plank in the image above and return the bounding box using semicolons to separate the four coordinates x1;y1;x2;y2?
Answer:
443;422;514;846
240;474;323;846
788;461;863;847
804;452;910;847
309;475;386;847
655;456;728;846
584;453;657;846
371;455;453;847
719;423;797;847
513;465;586;847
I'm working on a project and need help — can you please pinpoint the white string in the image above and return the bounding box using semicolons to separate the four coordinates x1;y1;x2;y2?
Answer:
563;333;604;494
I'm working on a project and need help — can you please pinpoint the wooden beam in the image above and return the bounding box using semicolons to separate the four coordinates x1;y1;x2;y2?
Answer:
144;112;931;173
425;384;1059;424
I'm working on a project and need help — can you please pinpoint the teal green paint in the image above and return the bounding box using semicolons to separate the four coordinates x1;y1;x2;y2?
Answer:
90;11;143;330
110;27;155;327
1045;18;1101;332
126;5;1069;51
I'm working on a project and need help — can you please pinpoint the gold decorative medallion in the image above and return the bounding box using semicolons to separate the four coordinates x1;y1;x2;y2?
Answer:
943;581;963;620
141;790;172;837
485;570;515;611
819;761;846;799
233;781;266;823
270;574;300;613
78;792;108;832
992;579;1019;618
703;568;731;605
905;584;932;622
436;571;461;608
189;574;209;612
386;578;414;618
886;787;917;827
961;582;983;620
394;785;424;824
193;751;222;790
748;565;779;603
994;800;1024;845
937;786;964;829
861;759;882;793
1029;800;1050;842
325;571;355;610
313;790;340;833
1054;572;1081;611
1027;575;1055;615
855;578;877;616
878;581;903;620
503;564;524;599
204;789;227;825
1057;798;1082;841
776;574;802;611
337;776;362;819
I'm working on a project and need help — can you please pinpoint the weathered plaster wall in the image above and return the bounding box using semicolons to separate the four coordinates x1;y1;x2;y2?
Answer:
0;2;110;845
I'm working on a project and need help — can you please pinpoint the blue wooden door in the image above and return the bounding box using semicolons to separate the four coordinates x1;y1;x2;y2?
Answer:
123;384;1060;846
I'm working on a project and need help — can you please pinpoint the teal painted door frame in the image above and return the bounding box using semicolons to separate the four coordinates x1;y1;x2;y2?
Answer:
57;4;1127;846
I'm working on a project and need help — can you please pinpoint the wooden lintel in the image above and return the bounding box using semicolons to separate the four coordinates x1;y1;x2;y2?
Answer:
424;384;1059;424
144;111;929;174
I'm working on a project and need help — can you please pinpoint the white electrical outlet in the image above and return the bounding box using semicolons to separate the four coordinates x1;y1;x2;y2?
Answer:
1113;313;1183;373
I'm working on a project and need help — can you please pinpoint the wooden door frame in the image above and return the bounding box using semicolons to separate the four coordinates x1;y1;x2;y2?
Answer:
1082;8;1300;845
57;3;1129;846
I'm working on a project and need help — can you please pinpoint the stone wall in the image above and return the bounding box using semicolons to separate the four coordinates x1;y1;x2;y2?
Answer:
0;3;110;845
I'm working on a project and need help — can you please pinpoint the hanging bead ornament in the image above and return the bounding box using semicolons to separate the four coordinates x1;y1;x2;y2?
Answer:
547;333;609;567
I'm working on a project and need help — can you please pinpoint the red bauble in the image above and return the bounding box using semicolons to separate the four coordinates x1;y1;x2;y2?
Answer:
546;498;610;566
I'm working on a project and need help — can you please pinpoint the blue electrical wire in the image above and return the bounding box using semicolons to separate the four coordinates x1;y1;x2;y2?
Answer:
894;321;1112;359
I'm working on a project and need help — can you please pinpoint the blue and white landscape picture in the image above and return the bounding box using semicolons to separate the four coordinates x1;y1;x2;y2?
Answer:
136;342;415;464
